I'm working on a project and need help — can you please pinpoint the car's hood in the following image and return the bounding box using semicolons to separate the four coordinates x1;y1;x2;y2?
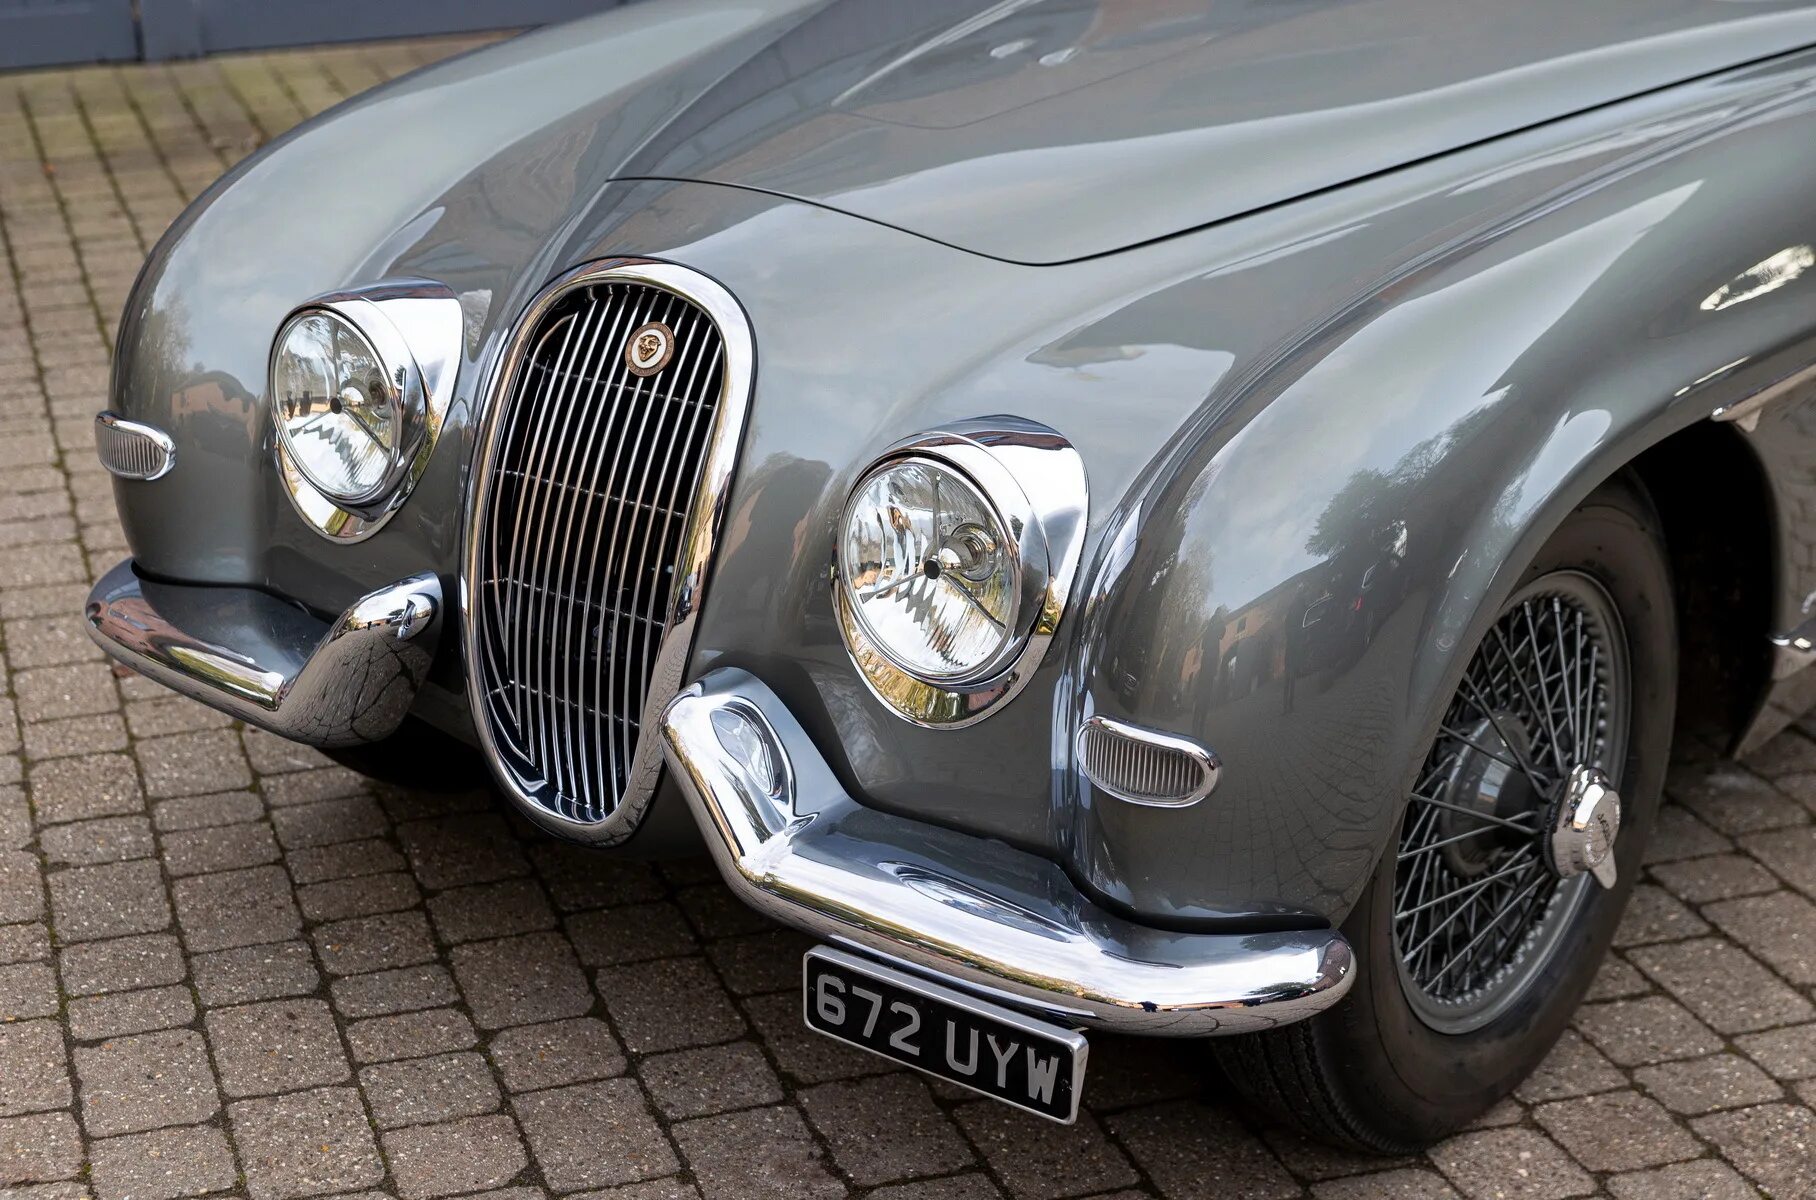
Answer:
618;0;1816;264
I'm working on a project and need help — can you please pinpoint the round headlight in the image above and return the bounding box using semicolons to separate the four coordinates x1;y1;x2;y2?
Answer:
838;457;1020;682
272;310;404;505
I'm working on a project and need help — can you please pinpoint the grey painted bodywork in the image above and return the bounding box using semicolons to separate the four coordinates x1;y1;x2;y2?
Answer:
105;0;1816;930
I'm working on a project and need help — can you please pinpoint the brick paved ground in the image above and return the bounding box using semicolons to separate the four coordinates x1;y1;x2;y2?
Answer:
1;31;1814;1200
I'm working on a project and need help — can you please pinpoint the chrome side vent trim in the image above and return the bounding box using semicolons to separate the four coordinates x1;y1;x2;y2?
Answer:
463;260;753;845
95;412;175;481
1076;715;1219;808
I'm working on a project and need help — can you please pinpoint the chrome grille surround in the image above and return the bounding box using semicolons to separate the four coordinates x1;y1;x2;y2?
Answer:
462;260;753;844
95;412;175;481
1076;714;1220;808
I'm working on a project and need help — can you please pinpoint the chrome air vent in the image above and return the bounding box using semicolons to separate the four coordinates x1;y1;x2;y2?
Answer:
464;261;752;843
95;412;175;481
1076;715;1220;808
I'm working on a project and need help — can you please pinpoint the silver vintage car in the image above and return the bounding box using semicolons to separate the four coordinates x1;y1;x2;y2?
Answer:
85;0;1816;1150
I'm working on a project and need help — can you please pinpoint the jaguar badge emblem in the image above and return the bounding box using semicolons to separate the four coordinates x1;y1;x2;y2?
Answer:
625;321;674;377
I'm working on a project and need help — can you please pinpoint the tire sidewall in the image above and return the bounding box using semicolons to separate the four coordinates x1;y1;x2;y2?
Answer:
1331;475;1677;1145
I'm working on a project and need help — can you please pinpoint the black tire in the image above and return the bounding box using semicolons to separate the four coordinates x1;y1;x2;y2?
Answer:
1214;472;1676;1152
321;716;492;793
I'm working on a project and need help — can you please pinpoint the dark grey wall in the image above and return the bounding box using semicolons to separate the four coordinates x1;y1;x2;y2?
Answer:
1;0;623;71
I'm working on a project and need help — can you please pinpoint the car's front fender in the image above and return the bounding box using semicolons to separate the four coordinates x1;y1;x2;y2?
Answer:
1069;65;1816;925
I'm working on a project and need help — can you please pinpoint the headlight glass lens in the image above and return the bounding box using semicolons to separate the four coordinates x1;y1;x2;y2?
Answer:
839;458;1018;681
272;310;402;504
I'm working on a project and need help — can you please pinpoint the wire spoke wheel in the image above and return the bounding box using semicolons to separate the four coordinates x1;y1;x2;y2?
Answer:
1394;571;1629;1034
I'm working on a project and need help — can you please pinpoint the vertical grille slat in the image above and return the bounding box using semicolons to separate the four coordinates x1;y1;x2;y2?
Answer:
471;274;733;833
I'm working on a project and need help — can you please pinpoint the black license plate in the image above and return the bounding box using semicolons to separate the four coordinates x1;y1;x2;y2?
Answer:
803;946;1087;1123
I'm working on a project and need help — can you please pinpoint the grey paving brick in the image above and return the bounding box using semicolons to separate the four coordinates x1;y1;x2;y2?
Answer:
800;1073;971;1186
427;877;554;944
511;1078;674;1190
1605;1159;1762;1200
1737;1022;1816;1082
706;929;813;996
1575;995;1725;1066
1513;1030;1625;1103
0;960;58;1020
347;1007;476;1065
74;1028;217;1136
360;1051;499;1129
137;730;251;798
313;909;436;977
270;795;388;851
229;1085;384;1200
171;865;300;952
0;920;49;963
28;753;140;826
453;931;592;1030
1706;890;1816;985
528;843;664;910
1741;825;1816;896
0;1019;70;1116
644;1041;781;1119
286;837;405;885
1629;938;1813;1033
39;815;154;865
952;1102;1137;1200
564;901;696;968
594;956;744;1052
1650;853;1781;903
0;849;46;923
24;713;128;761
1633;1052;1784;1115
261;766;369;808
1691;1103;1816;1198
88;1123;236;1200
487;1016;624;1092
1644;804;1731;864
15;662;118;721
1530;1089;1701;1172
672;1103;833;1200
0;1110;82;1183
48;859;168;943
242;728;333;775
1613;884;1709;946
381;1113;526;1200
66;984;196;1041
297;870;420;922
1311;1171;1461;1200
330;964;460;1019
398;814;527;890
1428;1128;1595;1200
190;939;320;1006
160;820;280;877
206;999;349;1097
57;933;184;996
150;790;262;832
866;1179;1003;1200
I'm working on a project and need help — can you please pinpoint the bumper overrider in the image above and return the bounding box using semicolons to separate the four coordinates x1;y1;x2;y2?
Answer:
85;563;1354;1036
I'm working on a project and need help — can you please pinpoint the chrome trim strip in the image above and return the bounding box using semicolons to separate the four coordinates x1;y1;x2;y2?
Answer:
272;280;463;543
662;667;1355;1037
1075;714;1221;807
84;558;441;747
832;417;1088;728
1710;359;1816;432
94;412;175;481
461;258;754;845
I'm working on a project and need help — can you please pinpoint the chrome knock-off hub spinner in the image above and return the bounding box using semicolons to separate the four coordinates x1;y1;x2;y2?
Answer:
1545;764;1621;889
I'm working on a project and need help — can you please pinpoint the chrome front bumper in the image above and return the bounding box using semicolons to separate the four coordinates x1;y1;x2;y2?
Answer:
661;668;1355;1037
85;559;441;748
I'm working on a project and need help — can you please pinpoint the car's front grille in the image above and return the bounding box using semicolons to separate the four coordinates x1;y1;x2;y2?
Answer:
468;266;739;836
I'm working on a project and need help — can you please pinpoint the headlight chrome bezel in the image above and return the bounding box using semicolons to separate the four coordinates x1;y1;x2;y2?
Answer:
833;418;1087;728
270;282;462;542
